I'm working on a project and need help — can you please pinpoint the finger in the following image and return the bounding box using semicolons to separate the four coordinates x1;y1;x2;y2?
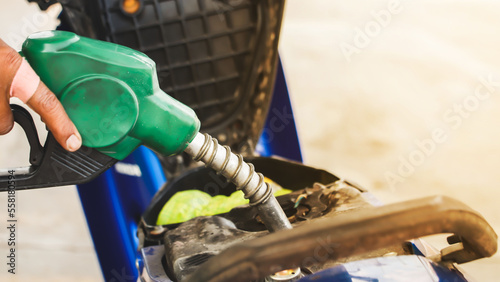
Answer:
0;92;13;135
0;40;22;134
26;81;82;152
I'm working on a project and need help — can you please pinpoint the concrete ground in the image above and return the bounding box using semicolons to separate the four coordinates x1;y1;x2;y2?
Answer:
1;0;499;281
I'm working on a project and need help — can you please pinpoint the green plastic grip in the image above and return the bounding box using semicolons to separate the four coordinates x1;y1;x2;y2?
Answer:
22;31;200;160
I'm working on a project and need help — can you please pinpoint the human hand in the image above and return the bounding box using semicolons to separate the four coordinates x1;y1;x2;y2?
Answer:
0;38;81;152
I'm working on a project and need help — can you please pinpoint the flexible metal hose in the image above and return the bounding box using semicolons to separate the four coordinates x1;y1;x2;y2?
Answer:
185;132;292;232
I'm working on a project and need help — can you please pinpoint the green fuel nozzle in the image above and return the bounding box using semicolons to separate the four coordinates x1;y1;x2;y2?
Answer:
22;31;200;160
22;31;291;232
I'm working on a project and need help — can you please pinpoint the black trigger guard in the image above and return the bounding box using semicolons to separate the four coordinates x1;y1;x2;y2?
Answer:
10;105;44;166
0;105;118;192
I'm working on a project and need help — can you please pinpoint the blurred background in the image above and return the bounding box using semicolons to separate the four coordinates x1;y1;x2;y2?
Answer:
1;0;499;281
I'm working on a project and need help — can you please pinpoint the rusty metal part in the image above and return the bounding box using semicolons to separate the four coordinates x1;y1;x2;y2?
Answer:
185;196;498;282
162;182;364;280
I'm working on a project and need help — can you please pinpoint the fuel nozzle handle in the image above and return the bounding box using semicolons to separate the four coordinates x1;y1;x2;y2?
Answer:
22;31;291;232
23;31;200;160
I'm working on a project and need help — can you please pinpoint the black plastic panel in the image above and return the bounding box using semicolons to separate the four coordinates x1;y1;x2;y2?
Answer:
102;1;258;129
